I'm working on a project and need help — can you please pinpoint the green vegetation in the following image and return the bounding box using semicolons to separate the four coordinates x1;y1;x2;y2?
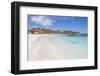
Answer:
28;28;80;35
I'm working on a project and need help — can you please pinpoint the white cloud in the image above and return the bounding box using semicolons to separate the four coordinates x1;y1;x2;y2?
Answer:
31;16;55;26
32;25;37;28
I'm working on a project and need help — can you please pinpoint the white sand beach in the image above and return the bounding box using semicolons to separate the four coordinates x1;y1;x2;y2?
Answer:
28;34;87;61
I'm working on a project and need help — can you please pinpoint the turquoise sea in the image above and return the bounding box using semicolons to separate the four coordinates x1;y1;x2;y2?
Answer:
46;34;88;58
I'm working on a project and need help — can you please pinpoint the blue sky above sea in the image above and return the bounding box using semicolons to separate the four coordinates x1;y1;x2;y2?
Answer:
28;15;88;33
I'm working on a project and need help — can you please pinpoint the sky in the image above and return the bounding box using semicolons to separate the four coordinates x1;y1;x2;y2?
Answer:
28;15;88;33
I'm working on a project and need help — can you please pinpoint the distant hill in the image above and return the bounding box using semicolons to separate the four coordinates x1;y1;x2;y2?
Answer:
28;28;80;35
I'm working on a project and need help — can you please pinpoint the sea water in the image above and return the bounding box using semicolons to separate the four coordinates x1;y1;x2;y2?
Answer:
46;34;88;58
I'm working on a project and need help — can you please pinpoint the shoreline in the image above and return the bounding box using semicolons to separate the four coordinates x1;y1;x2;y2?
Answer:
28;34;87;61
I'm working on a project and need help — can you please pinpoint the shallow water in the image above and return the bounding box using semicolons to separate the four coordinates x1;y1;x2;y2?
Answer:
47;34;87;47
46;34;88;58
